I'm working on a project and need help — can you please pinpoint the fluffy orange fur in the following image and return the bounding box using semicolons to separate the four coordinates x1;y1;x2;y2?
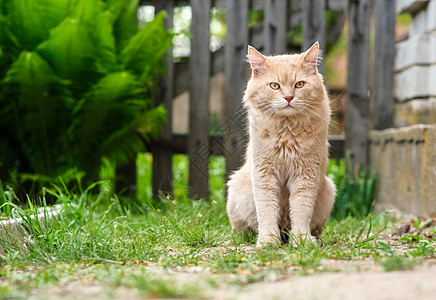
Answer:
226;43;336;247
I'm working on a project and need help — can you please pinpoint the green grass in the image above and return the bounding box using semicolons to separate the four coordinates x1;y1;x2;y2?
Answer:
379;255;417;272
136;153;226;201
0;156;435;299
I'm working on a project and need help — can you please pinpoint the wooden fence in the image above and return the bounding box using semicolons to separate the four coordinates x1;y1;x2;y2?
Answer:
139;0;395;199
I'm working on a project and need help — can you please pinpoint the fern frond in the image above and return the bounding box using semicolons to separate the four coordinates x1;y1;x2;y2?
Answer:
8;0;45;50
120;11;173;83
69;0;117;73
69;71;148;176
37;17;100;97
1;51;72;176
0;8;22;77
0;0;11;15
8;0;72;51
36;0;73;34
107;0;140;52
102;105;167;167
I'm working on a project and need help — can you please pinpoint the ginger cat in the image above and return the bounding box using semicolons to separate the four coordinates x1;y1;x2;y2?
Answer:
226;42;336;248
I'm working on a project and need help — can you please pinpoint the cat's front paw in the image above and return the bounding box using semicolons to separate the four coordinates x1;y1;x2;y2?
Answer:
289;233;317;247
256;234;280;249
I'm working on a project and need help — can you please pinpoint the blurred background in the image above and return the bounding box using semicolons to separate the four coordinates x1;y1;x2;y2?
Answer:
1;0;435;219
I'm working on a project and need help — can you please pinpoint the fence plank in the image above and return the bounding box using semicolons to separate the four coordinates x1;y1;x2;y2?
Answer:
152;0;174;197
173;47;224;98
224;0;249;178
249;0;264;50
263;0;287;55
188;0;211;199
372;0;395;130
302;0;325;73
345;0;370;172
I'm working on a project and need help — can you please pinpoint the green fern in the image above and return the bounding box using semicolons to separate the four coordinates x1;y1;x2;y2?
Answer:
37;17;100;96
69;71;156;177
0;0;173;191
120;11;172;82
108;0;140;51
2;51;72;176
102;105;167;166
69;0;117;73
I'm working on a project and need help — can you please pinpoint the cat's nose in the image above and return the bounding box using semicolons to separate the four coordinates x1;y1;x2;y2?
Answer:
284;96;294;103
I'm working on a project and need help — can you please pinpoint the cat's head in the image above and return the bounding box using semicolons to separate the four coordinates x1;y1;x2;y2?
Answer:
244;42;328;120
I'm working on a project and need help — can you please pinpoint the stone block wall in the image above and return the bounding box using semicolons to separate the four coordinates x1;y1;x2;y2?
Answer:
371;125;436;216
394;0;436;127
370;1;436;216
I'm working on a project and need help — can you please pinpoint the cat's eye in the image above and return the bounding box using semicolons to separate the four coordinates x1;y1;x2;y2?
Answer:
295;81;305;88
270;82;280;90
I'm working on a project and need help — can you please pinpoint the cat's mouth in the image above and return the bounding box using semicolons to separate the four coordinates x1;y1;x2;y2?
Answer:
277;97;295;110
280;103;294;110
271;103;296;117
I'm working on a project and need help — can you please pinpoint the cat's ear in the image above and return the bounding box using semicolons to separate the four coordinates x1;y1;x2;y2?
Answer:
302;42;320;74
247;45;266;76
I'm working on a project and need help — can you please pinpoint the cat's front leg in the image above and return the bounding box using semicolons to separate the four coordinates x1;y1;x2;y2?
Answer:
252;171;281;248
289;177;319;246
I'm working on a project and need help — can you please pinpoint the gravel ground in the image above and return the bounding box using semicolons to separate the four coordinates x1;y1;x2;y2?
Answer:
26;257;436;300
214;259;436;300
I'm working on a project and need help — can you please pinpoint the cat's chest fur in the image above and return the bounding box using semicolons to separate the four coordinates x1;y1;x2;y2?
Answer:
250;116;322;164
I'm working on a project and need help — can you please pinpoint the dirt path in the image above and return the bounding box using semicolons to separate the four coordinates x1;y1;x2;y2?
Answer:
214;260;436;300
30;258;436;300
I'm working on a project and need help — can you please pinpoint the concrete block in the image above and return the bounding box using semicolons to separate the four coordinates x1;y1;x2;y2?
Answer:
411;10;428;36
394;66;429;101
327;0;347;11
395;34;430;71
394;98;436;127
370;124;436;217
429;97;436;123
429;32;436;62
396;0;428;14
428;65;436;95
426;0;436;32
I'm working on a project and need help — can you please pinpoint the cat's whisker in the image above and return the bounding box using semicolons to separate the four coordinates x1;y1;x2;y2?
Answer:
329;90;345;105
329;105;343;113
297;104;330;126
296;106;313;127
301;98;342;115
255;107;274;122
263;106;279;118
304;108;331;124
233;111;249;126
296;101;331;124
310;108;336;123
298;103;343;133
233;105;249;120
266;108;279;120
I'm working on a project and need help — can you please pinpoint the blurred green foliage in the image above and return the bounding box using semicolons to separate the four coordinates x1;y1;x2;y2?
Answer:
0;0;172;194
328;160;377;220
133;156;375;221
